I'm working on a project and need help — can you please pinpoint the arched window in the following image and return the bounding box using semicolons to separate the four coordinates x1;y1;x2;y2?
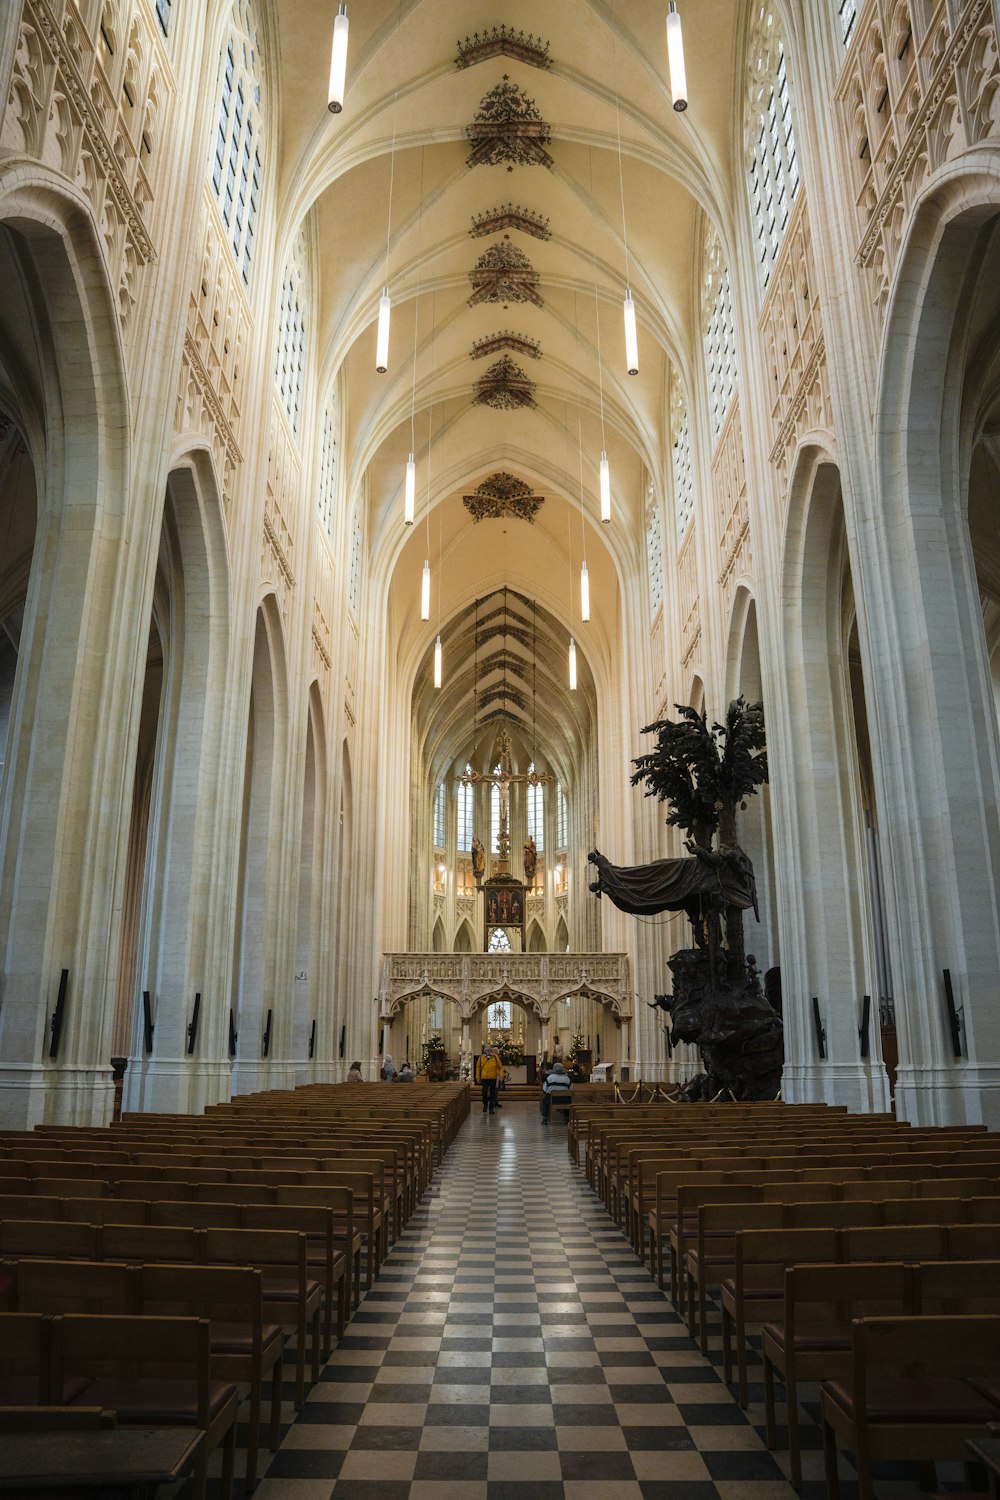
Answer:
645;481;664;617
456;770;473;851
702;224;737;443
487;1000;511;1031
556;783;568;851
746;8;800;288
670;369;694;542
490;762;501;853
488;927;512;952
319;398;338;539
837;0;858;45
156;0;172;36
526;763;544;851
348;505;363;617
211;0;263;284
433;781;445;848
275;231;307;436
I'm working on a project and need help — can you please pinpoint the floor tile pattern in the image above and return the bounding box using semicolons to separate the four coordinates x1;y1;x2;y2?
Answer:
230;1106;946;1500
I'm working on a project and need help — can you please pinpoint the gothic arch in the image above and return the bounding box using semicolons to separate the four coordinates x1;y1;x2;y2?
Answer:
868;157;1000;1121
0;169;132;1124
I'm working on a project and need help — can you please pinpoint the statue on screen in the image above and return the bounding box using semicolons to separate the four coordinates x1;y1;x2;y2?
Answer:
589;698;782;1101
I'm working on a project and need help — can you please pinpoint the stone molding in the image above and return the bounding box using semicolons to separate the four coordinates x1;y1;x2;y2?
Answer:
380;952;632;1024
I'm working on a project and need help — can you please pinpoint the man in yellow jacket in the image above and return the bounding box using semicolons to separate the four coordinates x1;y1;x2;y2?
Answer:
476;1044;505;1115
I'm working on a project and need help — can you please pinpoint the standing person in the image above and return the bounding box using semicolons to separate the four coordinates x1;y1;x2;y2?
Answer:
477;1044;504;1114
540;1060;572;1124
381;1054;396;1082
346;1061;364;1083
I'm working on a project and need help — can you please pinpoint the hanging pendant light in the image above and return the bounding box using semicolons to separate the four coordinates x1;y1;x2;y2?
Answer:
568;636;578;691
433;634;443;688
376;287;391;373
327;3;349;113
599;451;612;523
404;453;416;526
666;2;688;112
623;289;639;376
580;560;591;622
421;559;431;621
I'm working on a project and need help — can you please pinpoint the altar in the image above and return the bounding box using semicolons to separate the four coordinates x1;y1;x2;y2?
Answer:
505;1064;528;1085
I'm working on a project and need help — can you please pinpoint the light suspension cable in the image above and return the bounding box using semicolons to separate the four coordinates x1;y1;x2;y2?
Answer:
666;2;688;112
376;10;402;373
404;148;425;524
566;423;578;690
574;312;591;624
590;150;613;524
433;474;443;688
327;3;349;113
611;0;639;376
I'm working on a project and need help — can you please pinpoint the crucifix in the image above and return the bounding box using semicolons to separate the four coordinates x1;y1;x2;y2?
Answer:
458;727;552;874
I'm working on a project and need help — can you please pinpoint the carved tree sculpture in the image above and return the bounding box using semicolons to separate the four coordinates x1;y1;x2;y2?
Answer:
590;698;782;1100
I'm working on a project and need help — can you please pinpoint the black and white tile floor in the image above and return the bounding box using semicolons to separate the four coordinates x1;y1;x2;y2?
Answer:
243;1106;948;1500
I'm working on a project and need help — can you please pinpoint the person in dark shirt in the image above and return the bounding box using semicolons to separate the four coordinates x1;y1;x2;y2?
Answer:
541;1061;572;1123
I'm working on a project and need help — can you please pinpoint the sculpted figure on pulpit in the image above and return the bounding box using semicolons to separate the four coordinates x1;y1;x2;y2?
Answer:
471;836;486;881
523;835;537;884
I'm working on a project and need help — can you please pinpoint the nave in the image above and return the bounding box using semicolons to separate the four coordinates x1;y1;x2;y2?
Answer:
239;1107;920;1500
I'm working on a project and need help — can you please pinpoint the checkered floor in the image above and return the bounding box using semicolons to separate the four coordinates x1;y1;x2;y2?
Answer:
238;1107;953;1500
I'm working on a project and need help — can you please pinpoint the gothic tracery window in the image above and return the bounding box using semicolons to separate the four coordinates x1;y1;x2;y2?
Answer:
348;506;363;617
456;771;473;851
275;232;307;436
319;399;338;540
433;781;446;848
211;0;262;284
670;372;695;543
702;225;738;443
490;762;502;854
526;764;544;851
556;783;568;851
487;1000;511;1031
837;0;858;45
745;7;801;288
488;928;512;953
645;482;664;618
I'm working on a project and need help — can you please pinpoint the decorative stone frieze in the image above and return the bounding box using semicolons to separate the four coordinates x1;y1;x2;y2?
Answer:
2;0;171;338
836;0;1000;323
470;202;550;239
177;331;242;512
713;399;752;618
456;26;551;71
677;525;701;671
463;471;544;521
262;407;298;624
466;78;553;169
379;952;631;1023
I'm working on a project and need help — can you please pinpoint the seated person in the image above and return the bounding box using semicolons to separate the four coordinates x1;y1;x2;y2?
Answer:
541;1060;572;1123
570;1059;587;1083
398;1060;415;1082
346;1060;364;1082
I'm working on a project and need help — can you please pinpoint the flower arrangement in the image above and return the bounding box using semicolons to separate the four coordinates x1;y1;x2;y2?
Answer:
496;1036;525;1067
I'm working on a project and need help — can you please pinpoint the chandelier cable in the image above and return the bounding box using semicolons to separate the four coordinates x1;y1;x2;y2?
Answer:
610;0;631;285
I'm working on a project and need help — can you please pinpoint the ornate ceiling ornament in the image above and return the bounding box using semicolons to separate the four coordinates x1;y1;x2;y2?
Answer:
478;684;529;712
473;357;537;412
466;77;553;170
469;239;542;308
471;203;551;240
456;26;551;71
463;471;544;522
471;330;541;361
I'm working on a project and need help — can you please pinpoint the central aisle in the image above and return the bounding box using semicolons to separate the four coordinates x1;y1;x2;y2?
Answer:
258;1106;797;1500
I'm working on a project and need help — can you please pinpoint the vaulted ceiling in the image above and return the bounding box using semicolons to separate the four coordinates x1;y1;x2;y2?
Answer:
271;0;746;771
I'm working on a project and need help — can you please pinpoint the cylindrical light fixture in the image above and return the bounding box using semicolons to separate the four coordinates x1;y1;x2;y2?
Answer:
404;454;416;525
580;560;591;622
433;634;442;688
568;636;578;691
376;287;391;373
599;451;612;523
420;559;430;620
666;3;688;112
623;289;639;376
327;3;349;114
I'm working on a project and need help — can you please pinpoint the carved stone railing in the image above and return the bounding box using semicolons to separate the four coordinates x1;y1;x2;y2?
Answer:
836;0;1000;324
379;952;632;1023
